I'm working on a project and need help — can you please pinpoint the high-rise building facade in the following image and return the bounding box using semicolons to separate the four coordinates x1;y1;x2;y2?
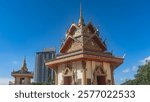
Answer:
34;48;55;83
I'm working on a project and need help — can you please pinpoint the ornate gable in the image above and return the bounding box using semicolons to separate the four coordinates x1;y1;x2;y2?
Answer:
83;38;103;52
60;22;107;53
85;22;96;34
82;23;107;52
60;4;107;53
66;24;77;37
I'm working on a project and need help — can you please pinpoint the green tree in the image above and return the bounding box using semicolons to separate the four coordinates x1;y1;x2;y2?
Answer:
122;63;150;85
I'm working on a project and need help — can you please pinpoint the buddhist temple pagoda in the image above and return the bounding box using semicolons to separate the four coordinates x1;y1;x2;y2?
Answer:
11;58;33;85
46;2;123;85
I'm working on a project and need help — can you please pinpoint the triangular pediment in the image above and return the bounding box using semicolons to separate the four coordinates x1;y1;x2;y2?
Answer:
60;36;73;53
86;22;96;33
66;24;78;37
60;21;107;53
60;34;107;53
93;35;107;51
60;36;82;53
83;35;107;52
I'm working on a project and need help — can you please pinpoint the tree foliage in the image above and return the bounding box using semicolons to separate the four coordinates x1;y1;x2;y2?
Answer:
122;63;150;85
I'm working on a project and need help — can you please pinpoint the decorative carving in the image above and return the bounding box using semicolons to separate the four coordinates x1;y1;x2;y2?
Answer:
83;39;103;52
53;67;58;85
72;68;77;85
82;61;86;69
81;61;87;84
93;65;106;85
62;63;74;85
63;67;71;75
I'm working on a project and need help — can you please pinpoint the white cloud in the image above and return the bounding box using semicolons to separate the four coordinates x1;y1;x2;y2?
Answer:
120;77;128;83
122;68;130;73
139;56;150;65
0;77;13;85
122;66;138;74
120;76;134;82
123;56;150;74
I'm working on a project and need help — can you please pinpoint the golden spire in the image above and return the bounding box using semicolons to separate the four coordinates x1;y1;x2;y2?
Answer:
21;57;28;72
78;0;85;27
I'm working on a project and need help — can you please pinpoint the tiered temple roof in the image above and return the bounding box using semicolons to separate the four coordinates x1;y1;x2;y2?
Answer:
11;58;33;76
46;2;123;68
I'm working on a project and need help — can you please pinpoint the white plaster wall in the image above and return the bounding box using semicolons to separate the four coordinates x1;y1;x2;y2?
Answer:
57;61;84;85
103;62;111;80
24;77;29;84
15;77;20;85
72;61;83;84
89;61;96;81
57;64;64;85
73;61;82;79
86;61;92;79
57;61;113;85
92;61;96;72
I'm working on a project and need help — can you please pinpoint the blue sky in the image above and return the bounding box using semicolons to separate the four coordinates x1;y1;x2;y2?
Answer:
0;0;150;84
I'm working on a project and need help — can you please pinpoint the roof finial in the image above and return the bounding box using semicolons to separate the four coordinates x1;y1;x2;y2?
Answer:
80;0;82;19
78;0;85;27
23;57;26;66
21;56;28;71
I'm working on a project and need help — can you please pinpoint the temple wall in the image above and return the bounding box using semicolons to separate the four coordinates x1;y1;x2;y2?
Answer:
24;77;31;85
15;77;20;85
86;61;92;79
72;61;82;78
57;61;83;85
57;64;64;85
103;62;111;81
57;60;113;85
72;61;83;84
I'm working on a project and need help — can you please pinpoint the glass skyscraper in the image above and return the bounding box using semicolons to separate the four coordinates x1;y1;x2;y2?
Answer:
34;48;55;84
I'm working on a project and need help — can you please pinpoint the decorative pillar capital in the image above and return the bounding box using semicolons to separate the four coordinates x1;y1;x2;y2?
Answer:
82;60;86;69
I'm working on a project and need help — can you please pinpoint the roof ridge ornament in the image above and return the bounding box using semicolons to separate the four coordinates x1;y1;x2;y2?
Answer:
21;57;28;72
78;0;85;27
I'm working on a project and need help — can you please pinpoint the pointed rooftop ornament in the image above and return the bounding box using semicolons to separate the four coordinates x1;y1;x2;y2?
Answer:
21;57;28;72
78;0;85;27
23;57;26;67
